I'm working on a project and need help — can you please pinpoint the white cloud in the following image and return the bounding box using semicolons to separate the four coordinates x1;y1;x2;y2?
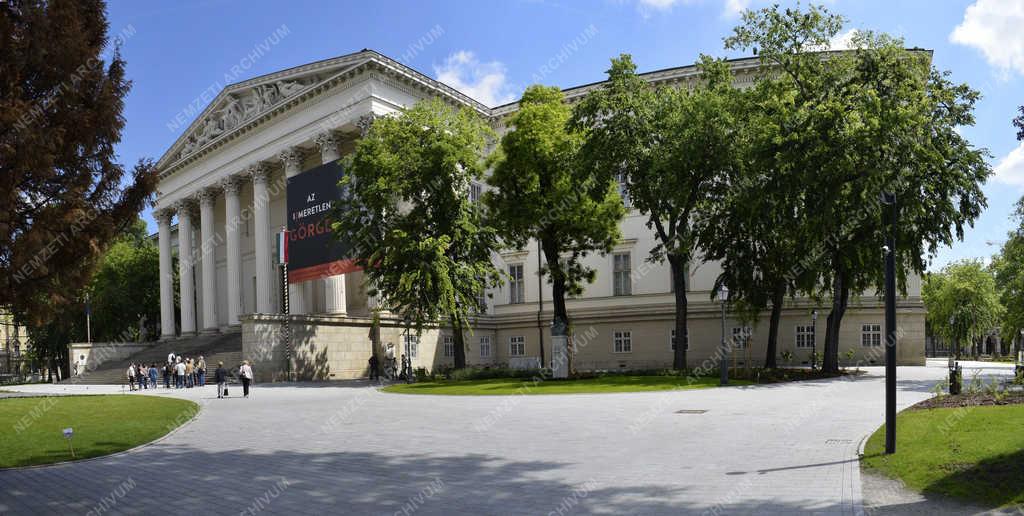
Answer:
950;0;1024;77
993;142;1024;187
829;29;858;50
723;0;751;17
434;51;515;107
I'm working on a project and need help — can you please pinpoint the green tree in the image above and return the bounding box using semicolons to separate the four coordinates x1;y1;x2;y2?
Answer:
87;219;162;341
726;5;990;372
1;1;157;325
333;98;501;369
571;55;740;370
487;85;624;373
23;219;164;379
923;260;1003;359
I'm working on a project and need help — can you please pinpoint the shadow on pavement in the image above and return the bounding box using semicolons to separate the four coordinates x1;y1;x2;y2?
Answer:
2;445;863;515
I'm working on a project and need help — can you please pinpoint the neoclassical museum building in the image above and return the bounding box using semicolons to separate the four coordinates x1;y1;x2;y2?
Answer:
152;49;926;381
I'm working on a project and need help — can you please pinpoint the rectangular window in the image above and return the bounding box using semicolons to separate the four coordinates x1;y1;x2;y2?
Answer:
670;328;689;351
405;334;419;358
508;264;525;304
731;327;751;349
862;324;882;347
476;290;488;313
442;335;455;358
616;172;631;208
795;325;815;349
613;252;632;296
613;330;632;353
509;336;525;357
469;182;483;203
479;336;492;358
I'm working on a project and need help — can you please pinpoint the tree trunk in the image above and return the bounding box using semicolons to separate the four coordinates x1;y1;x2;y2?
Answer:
668;256;689;371
541;240;570;371
449;315;467;369
766;279;786;369
542;244;569;329
823;264;849;373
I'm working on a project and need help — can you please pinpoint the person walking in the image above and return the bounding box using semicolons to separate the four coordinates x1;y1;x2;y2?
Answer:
175;359;186;389
163;362;172;388
148;363;158;389
197;356;206;387
126;363;136;391
214;361;228;398
239;360;253;398
167;352;175;365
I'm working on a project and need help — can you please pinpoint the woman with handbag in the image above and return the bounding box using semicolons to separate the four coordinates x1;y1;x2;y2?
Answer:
239;360;253;398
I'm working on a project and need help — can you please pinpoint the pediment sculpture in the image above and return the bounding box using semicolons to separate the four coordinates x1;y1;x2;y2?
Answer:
177;75;320;159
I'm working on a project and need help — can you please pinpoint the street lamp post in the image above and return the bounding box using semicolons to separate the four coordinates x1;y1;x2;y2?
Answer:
1011;329;1019;378
811;310;818;371
402;314;412;384
719;286;729;386
949;315;962;395
882;191;897;455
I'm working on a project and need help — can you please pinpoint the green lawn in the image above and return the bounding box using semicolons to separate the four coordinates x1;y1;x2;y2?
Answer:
862;404;1024;508
0;395;198;468
382;375;752;395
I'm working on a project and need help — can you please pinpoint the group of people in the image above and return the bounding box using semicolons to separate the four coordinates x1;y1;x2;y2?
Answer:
125;363;159;391
161;353;207;389
125;354;254;399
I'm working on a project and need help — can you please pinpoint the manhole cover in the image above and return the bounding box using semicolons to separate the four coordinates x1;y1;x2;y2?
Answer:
825;439;852;445
674;409;708;414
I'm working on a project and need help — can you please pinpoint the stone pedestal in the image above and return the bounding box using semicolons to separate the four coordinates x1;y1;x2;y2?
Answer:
551;334;569;379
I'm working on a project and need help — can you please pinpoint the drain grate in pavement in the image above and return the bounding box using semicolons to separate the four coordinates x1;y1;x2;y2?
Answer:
674;409;708;414
825;439;853;445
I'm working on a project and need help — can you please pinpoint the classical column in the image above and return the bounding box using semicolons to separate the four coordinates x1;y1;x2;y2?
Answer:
279;147;307;315
198;188;219;333
176;200;197;336
250;162;274;314
156;208;176;339
222;176;243;327
316;132;346;315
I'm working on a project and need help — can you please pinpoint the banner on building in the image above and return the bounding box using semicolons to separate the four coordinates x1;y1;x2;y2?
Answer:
285;161;359;283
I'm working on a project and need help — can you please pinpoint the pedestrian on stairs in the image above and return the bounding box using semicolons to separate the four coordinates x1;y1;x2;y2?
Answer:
215;361;228;398
148;363;158;389
163;362;172;388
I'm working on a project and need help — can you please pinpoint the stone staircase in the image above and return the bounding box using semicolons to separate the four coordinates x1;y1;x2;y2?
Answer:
64;332;244;386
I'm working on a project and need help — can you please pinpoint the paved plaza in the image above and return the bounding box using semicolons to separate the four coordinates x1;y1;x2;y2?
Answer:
0;360;1014;515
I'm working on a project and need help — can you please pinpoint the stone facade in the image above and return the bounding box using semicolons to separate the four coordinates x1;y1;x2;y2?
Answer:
157;49;927;380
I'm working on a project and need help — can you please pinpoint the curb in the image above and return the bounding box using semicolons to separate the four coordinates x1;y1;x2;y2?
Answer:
0;396;202;472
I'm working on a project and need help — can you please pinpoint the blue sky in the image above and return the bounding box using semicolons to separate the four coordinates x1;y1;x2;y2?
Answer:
105;0;1024;270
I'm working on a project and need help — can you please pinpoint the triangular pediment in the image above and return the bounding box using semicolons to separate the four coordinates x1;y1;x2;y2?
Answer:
158;50;373;168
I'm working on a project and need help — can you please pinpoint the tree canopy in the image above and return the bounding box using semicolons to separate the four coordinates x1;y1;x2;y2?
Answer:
571;55;741;370
725;4;990;372
487;84;624;371
923;260;1002;358
333;98;502;368
1;0;157;324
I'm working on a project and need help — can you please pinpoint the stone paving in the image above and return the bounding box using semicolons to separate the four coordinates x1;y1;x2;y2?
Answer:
0;360;1014;515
